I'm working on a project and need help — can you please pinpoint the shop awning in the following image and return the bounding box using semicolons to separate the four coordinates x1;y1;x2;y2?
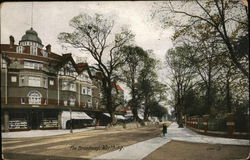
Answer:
103;113;126;120
62;111;92;120
103;113;111;117
116;115;126;120
61;111;93;129
138;113;144;119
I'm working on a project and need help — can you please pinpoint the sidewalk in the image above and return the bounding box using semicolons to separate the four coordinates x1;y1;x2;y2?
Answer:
2;126;106;138
92;122;250;160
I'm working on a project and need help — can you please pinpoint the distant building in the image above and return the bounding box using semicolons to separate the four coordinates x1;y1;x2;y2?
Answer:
1;28;105;132
112;83;125;111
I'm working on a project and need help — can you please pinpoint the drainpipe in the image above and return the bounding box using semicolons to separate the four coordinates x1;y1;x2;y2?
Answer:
57;75;59;105
5;65;7;104
46;78;48;105
79;83;80;107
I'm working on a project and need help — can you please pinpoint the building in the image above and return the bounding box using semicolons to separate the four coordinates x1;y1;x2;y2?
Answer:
1;28;105;132
113;83;125;112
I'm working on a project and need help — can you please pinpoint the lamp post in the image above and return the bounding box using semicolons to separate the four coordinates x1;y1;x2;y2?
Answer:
70;107;73;133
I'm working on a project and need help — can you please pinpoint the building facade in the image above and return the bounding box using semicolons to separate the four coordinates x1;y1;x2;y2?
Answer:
1;28;106;132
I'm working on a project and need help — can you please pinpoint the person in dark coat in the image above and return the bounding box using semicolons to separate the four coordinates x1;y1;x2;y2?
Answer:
162;124;167;136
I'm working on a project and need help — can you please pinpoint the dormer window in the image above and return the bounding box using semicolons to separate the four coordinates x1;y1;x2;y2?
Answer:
58;61;78;77
30;46;37;55
16;46;24;53
42;50;48;57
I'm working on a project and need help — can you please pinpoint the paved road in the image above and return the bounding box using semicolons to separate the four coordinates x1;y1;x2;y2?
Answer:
2;123;249;160
2;127;107;138
2;126;162;160
92;122;249;160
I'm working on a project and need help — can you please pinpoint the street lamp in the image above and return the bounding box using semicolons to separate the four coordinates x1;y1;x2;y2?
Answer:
70;107;73;133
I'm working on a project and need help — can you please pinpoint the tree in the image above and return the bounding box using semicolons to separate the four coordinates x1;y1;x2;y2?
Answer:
153;0;249;79
138;66;168;121
120;45;149;121
58;13;134;124
165;45;196;127
148;101;168;121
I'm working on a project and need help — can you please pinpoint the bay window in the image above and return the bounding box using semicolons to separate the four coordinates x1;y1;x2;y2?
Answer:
28;76;41;87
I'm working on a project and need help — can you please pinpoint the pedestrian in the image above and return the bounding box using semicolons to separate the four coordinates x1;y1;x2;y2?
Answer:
162;124;167;137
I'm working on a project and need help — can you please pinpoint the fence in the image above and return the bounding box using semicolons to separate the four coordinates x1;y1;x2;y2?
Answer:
186;114;250;139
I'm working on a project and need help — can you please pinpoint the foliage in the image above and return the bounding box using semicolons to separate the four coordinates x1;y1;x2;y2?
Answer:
153;0;249;78
153;1;249;121
148;101;168;120
58;13;134;124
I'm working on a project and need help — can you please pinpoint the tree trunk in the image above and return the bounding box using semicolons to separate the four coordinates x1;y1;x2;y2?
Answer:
132;106;139;121
226;69;232;113
103;79;116;125
207;61;212;114
143;95;149;121
144;105;149;121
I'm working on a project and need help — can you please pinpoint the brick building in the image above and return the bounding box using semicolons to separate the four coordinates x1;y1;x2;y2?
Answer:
1;28;106;132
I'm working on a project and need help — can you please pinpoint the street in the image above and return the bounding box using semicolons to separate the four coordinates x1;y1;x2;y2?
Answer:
2;126;161;160
2;123;249;160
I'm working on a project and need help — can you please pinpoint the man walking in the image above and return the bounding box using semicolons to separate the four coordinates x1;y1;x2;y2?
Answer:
162;124;167;137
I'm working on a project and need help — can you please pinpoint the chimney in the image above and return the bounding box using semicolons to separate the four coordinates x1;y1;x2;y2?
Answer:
9;35;15;48
46;44;51;53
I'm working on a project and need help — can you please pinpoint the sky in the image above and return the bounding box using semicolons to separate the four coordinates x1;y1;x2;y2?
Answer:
1;1;174;102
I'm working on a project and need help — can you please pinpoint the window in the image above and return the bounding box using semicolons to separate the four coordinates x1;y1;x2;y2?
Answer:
16;46;24;53
69;83;76;91
62;81;76;91
24;61;43;70
28;76;41;87
30;46;37;55
82;86;87;95
58;61;78;77
28;91;42;104
43;77;48;88
2;59;7;69
11;76;17;82
49;80;54;86
87;87;92;96
64;100;68;106
19;75;25;86
21;98;25;104
62;81;68;90
69;96;75;106
88;98;92;107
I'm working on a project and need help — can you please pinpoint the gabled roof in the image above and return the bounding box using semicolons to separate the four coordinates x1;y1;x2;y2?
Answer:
55;53;80;73
116;84;124;91
112;83;123;91
76;62;92;78
76;62;88;73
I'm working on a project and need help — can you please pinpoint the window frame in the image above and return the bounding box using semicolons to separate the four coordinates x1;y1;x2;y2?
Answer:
11;76;17;82
28;90;42;105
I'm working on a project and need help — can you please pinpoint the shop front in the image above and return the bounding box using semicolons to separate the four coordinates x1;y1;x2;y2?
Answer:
2;109;60;131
